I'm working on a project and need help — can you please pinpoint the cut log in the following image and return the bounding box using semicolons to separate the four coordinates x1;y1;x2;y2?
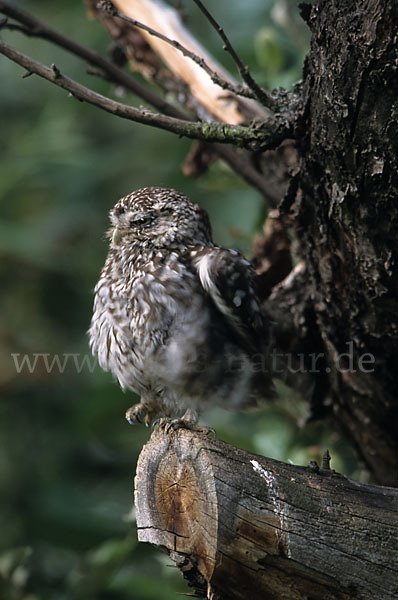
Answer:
135;428;398;600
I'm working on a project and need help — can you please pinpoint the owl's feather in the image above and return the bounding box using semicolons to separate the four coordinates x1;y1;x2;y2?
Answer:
192;247;266;355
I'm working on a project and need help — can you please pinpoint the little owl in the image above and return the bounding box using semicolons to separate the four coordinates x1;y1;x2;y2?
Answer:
89;187;273;429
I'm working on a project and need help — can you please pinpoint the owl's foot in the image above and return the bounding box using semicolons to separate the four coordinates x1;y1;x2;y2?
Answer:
125;403;159;427
154;417;216;436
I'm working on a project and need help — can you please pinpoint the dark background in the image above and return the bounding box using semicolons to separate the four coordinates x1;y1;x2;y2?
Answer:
0;1;362;598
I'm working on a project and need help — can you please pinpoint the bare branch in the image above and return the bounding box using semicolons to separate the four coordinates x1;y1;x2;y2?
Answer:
192;0;279;112
96;0;270;123
0;40;292;151
97;0;263;104
0;2;283;199
213;145;280;206
0;0;186;119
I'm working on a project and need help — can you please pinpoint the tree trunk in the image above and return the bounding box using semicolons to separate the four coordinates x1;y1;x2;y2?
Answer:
269;0;398;486
135;429;398;600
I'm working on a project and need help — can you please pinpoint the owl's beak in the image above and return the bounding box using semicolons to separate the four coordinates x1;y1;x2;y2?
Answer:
112;227;123;246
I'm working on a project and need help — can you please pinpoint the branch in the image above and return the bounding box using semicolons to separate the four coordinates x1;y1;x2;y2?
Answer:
0;0;185;120
214;145;280;205
97;0;264;105
0;3;283;199
97;0;270;123
0;40;292;151
192;0;279;112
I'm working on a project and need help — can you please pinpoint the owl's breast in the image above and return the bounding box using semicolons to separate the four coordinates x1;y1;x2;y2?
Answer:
90;252;211;394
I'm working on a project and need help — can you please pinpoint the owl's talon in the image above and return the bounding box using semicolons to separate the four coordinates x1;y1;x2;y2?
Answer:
153;417;215;436
166;421;176;434
125;403;160;427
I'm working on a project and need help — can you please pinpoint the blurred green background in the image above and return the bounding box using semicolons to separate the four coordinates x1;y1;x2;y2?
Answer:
0;1;362;599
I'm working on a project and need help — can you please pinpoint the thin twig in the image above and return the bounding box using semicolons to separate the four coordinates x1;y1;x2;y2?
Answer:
192;0;278;112
97;0;259;102
0;40;291;151
212;145;280;206
0;2;282;199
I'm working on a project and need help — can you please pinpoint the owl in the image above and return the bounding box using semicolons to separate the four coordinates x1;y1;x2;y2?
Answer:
89;187;273;430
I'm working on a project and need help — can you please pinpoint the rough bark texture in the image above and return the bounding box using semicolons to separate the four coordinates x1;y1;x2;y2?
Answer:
135;429;398;600
287;0;398;486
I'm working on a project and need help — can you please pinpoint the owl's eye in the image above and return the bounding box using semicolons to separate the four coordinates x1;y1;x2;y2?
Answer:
159;207;173;216
129;215;154;227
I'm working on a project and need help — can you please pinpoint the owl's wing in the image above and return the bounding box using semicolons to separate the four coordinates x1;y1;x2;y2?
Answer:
192;246;268;354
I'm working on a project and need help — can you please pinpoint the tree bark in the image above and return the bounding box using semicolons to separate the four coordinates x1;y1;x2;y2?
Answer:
288;0;398;486
135;429;398;600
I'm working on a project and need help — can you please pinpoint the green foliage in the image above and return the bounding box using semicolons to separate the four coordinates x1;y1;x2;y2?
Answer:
0;1;361;599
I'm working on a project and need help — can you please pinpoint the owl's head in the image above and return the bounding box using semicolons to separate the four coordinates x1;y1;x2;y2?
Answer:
108;187;212;249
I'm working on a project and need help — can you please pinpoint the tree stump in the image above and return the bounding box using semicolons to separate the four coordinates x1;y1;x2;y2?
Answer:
135;428;398;600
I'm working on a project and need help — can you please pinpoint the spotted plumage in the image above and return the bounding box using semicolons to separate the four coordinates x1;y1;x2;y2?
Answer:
89;187;273;427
